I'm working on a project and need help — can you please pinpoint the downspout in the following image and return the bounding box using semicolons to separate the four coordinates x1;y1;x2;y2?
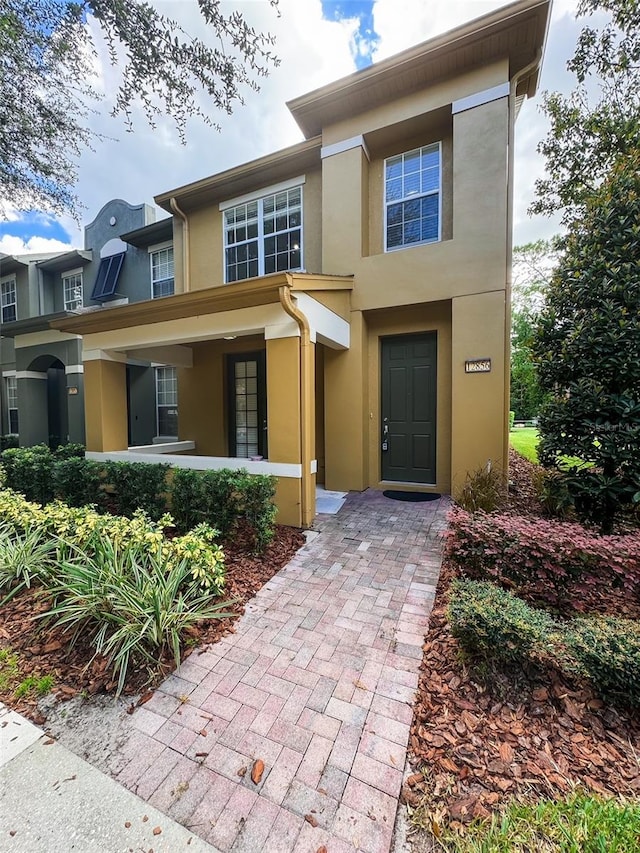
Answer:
170;197;190;293
505;51;542;471
279;281;313;527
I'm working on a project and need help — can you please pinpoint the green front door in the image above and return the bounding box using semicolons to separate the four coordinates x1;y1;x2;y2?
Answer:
381;332;437;483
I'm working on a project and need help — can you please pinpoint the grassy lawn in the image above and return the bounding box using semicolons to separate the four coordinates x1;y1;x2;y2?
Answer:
509;426;539;463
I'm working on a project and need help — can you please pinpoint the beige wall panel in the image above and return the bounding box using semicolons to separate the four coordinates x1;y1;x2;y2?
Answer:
324;311;368;491
189;207;221;291
84;359;128;452
266;336;302;464
306;290;352;322
315;345;325;484
451;290;507;496
178;336;264;456
303;168;323;273
322;61;508;144
366;303;452;494
172;216;185;294
274;477;302;528
322;145;368;275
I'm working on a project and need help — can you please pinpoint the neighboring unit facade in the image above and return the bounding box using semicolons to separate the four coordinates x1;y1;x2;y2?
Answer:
0;201;178;449
10;0;550;528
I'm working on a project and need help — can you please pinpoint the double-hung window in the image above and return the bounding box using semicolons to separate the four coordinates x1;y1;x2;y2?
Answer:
155;366;178;436
384;143;441;250
150;245;174;298
63;270;83;311
1;278;17;323
223;185;303;283
5;376;18;434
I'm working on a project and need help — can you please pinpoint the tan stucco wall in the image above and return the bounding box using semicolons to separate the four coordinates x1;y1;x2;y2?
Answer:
185;167;323;291
322;60;508;145
177;335;265;456
365;303;452;493
450;290;507;496
84;359;128;452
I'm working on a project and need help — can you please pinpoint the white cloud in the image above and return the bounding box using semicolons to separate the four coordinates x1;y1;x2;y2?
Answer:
0;235;74;255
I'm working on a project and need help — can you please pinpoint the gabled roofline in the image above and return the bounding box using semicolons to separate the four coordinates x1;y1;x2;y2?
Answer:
287;0;551;138
155;137;322;213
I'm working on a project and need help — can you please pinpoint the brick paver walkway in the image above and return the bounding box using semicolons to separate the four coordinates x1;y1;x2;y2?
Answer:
115;490;448;853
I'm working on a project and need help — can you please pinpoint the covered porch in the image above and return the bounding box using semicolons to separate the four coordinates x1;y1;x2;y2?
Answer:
51;273;353;527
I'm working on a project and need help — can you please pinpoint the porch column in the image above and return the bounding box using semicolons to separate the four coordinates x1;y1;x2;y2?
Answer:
83;355;128;451
266;335;316;528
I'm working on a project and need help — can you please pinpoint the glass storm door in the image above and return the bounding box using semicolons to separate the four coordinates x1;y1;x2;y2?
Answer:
381;332;437;483
227;352;267;458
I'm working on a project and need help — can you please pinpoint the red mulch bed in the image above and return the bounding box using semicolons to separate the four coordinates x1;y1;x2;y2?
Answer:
404;451;640;828
0;523;304;725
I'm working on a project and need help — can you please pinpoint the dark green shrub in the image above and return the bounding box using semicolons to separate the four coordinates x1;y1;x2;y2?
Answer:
201;469;241;537
564;616;640;707
171;468;207;532
1;445;54;505
106;461;169;521
447;579;556;666
237;472;278;552
53;457;104;508
54;443;85;460
0;435;19;451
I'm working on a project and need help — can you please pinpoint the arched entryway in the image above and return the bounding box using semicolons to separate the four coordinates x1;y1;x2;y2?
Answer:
26;355;67;448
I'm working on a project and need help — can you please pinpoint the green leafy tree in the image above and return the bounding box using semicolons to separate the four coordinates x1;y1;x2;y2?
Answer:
531;0;640;226
0;0;279;218
510;240;556;420
533;151;640;533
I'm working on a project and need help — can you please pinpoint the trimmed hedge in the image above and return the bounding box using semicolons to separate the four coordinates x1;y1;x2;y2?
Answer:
448;578;555;666
446;507;640;607
447;579;640;708
0;447;279;551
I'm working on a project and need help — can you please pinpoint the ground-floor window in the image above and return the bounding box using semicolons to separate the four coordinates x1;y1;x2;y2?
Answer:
5;375;18;434
155;366;178;436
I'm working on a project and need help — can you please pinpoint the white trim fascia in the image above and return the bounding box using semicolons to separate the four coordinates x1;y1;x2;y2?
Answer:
83;349;128;363
321;134;370;162
128;440;194;454
219;175;306;211
61;267;84;279
2;370;17;378
147;240;173;254
294;293;350;350
452;82;510;115
65;364;84;375
86;450;303;479
14;330;81;348
311;459;317;474
16;371;47;380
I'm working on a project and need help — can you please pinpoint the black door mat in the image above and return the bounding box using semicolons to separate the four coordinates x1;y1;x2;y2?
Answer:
382;490;441;502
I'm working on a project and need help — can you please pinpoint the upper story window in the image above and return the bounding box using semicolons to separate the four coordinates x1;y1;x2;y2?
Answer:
223;186;303;283
384;143;441;251
1;278;17;323
63;270;83;311
150;244;174;298
5;375;18;434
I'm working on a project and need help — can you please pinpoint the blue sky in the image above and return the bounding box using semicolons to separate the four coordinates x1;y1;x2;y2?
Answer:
0;0;581;254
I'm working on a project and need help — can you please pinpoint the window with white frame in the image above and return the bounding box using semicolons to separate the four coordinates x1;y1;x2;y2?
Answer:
150;245;174;298
223;186;302;283
384;143;441;251
5;376;18;434
1;278;17;323
155;366;178;436
62;270;83;311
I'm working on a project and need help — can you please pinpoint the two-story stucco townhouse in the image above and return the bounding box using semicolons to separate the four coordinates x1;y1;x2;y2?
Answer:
0;200;178;448
22;0;549;528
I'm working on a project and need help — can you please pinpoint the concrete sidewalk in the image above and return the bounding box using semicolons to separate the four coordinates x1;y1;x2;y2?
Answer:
0;703;217;852
0;490;448;853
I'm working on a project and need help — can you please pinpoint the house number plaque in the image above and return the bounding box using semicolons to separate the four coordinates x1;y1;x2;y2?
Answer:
465;359;491;373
